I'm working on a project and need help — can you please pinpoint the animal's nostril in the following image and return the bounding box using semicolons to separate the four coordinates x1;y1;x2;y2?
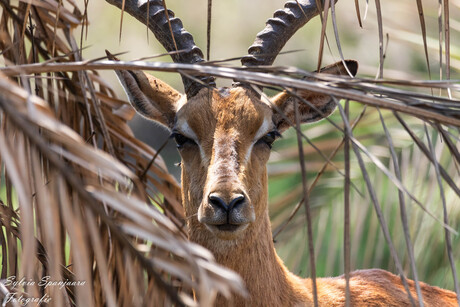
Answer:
228;194;245;211
208;193;229;211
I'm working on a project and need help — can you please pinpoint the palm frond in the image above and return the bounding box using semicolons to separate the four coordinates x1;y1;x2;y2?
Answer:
0;1;244;306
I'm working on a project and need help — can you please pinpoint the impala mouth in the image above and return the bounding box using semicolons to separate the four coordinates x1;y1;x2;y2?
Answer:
215;223;241;232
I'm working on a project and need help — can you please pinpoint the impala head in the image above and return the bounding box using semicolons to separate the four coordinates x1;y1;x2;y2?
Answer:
108;0;357;243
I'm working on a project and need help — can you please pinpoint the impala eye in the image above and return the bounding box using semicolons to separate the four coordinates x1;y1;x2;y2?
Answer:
171;132;196;148
256;130;281;149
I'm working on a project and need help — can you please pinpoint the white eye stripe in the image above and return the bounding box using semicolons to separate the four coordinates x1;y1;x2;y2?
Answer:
253;117;273;142
176;120;209;164
243;143;255;165
242;117;274;164
175;95;188;111
177;121;198;141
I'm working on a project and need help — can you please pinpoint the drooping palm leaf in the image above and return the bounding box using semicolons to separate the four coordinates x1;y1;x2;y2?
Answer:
0;2;244;306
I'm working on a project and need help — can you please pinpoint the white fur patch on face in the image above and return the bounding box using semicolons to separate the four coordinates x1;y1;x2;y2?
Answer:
243;116;273;164
175;95;188;111
253;117;272;142
177;119;208;164
243;143;255;165
177;120;198;140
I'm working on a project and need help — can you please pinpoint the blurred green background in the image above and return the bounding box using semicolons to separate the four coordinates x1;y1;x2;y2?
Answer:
81;0;459;290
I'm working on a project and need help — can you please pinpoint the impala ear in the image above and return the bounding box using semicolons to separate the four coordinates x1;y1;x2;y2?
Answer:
271;60;358;132
106;51;182;129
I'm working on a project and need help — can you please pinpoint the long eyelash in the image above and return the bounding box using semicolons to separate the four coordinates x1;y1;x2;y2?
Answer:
272;130;282;139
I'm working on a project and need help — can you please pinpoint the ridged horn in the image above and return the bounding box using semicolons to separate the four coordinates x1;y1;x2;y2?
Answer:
106;0;216;98
241;0;324;67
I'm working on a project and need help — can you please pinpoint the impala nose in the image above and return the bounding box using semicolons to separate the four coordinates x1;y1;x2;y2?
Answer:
208;193;245;212
202;191;254;230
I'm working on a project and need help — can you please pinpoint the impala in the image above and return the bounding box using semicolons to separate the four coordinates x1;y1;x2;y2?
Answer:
107;0;458;305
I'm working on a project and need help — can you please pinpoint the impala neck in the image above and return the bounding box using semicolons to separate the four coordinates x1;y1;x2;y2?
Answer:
182;182;313;306
213;213;312;306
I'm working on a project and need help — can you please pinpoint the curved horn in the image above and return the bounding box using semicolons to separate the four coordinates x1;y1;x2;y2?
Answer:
106;0;215;98
241;0;324;67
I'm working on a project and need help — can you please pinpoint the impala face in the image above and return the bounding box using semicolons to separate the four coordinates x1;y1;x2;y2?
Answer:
173;88;277;240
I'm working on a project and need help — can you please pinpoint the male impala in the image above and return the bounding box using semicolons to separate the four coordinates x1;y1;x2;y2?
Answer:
107;0;458;305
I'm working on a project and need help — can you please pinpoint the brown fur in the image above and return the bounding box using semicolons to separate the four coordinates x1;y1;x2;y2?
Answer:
115;62;458;306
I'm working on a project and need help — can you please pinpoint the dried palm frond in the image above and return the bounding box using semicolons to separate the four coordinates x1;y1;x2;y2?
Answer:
0;1;244;306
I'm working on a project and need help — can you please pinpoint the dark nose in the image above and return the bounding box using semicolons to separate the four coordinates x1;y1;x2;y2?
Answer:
208;193;245;212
